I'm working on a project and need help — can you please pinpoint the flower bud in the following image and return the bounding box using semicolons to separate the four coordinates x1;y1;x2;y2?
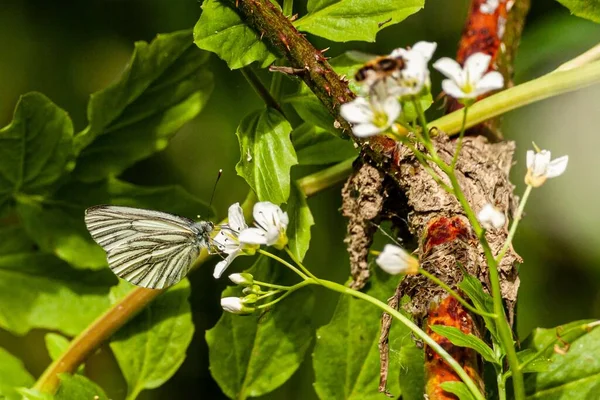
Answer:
221;297;254;314
229;273;254;286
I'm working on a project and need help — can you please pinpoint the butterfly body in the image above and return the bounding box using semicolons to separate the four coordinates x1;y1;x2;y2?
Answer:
85;205;213;289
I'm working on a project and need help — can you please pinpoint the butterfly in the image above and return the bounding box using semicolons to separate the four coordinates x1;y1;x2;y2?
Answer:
84;205;214;290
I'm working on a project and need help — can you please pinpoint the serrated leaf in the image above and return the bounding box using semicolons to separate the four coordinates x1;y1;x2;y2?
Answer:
17;177;212;269
294;0;424;42
0;347;35;400
109;279;194;400
313;268;404;400
0;225;115;335
439;381;477;400
458;274;498;342
522;320;600;398
194;0;277;69
286;182;314;261
74;29;214;182
556;0;600;23
292;123;357;165
235;108;297;204
0;92;74;216
429;325;498;365
55;374;109;400
207;256;314;399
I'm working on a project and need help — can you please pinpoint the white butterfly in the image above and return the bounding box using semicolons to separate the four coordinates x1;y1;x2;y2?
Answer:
84;205;214;290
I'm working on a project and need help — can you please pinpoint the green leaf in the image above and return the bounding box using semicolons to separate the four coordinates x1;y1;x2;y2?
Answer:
429;325;498;365
194;0;277;69
286;182;314;261
15;388;53;400
74;29;214;182
458;274;498;342
522;320;600;399
292;123;357;165
400;92;433;124
45;333;72;361
45;333;85;375
17;177;212;269
207;256;315;399
0;347;35;400
439;381;477;400
294;0;424;42
556;0;600;23
55;374;109;400
0;92;74;216
313;268;404;399
0;225;115;335
109;279;194;400
235;108;297;204
516;349;552;374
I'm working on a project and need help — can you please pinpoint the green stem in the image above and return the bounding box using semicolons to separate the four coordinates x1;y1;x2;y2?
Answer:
316;279;486;400
241;67;285;116
495;185;532;264
253;280;293;290
284;247;320;282
255;289;283;301
258;249;308;280
296;157;354;197
430;60;600;135
419;269;497;318
451;106;469;169
497;370;507;400
256;280;312;309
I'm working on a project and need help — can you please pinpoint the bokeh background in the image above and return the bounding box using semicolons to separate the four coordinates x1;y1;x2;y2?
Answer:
1;0;599;398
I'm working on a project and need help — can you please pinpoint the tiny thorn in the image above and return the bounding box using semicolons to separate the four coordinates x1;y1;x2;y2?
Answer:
319;47;330;54
378;17;392;28
269;65;305;76
289;13;298;22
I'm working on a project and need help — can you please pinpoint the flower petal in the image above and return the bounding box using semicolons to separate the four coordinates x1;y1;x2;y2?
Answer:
340;98;372;124
412;41;437;61
433;57;464;85
526;150;534;170
442;79;467;99
227;202;247;232
238;227;268;245
352;123;383;137
474;71;504;95
464;52;492;83
478;204;505;230
383;96;401;123
546;155;569;178
376;244;419;275
533;150;552;176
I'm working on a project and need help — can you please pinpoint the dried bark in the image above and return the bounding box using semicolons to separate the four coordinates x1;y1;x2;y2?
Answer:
341;162;385;289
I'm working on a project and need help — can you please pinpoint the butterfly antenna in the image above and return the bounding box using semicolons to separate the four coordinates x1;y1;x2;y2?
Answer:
209;169;223;208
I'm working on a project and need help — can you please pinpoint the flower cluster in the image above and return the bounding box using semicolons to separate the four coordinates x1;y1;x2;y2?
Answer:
213;201;288;279
340;41;504;138
213;201;289;314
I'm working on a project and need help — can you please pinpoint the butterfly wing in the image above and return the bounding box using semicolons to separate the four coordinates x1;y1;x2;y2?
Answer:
85;205;206;289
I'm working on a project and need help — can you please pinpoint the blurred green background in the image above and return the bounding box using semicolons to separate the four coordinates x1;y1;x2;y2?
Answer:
1;0;599;398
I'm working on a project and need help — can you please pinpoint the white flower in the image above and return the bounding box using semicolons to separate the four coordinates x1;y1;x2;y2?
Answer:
433;52;504;101
221;297;254;314
525;149;569;187
229;273;253;286
376;244;420;275
477;204;506;230
238;202;289;249
390;41;437;96
340;81;401;137
212;203;257;279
